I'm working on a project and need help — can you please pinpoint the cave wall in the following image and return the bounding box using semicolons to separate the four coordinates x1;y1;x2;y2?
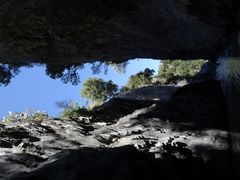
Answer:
0;0;238;64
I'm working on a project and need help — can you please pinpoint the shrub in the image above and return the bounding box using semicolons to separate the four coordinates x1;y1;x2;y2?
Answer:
121;68;155;92
59;101;90;120
2;110;48;123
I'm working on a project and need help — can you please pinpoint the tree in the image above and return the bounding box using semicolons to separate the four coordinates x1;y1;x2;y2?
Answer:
156;59;206;83
57;101;89;120
105;61;128;74
45;63;84;85
0;63;32;86
81;78;118;103
122;68;155;91
90;61;128;75
0;61;128;86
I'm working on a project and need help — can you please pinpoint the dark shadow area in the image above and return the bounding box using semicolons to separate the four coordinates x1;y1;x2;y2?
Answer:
0;153;46;178
138;80;229;130
220;60;240;176
91;98;155;123
0;0;238;64
8;145;234;180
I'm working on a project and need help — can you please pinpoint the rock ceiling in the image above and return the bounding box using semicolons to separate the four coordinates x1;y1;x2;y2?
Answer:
0;0;239;63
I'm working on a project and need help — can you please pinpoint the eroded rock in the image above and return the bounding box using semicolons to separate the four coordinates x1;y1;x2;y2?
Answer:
0;81;232;179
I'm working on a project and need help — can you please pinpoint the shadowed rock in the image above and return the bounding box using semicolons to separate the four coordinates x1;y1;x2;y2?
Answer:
0;0;238;63
8;145;234;180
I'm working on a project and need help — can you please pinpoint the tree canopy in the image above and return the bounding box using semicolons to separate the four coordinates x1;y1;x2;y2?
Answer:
81;78;118;103
105;61;128;74
45;64;85;85
0;63;32;86
121;68;155;92
156;60;206;83
0;61;129;86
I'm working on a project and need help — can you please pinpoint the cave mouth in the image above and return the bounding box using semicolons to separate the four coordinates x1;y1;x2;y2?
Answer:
0;58;162;119
0;0;239;178
0;57;238;179
0;59;209;121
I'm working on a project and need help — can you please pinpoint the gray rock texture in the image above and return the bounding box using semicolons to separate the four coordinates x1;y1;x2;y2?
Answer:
0;82;232;179
116;85;179;101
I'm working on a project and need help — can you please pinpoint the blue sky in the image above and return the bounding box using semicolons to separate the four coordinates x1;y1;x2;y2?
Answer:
0;59;160;119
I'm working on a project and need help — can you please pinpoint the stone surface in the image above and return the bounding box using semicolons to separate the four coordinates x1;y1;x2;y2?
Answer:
0;1;238;178
0;0;238;63
116;85;179;101
0;81;232;179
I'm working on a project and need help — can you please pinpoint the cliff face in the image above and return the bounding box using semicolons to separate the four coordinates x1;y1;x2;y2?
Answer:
0;81;230;179
0;0;238;63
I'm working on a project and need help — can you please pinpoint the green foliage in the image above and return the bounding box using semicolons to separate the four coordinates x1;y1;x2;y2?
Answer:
59;101;89;119
2;110;48;123
156;60;206;83
122;68;155;92
81;78;118;104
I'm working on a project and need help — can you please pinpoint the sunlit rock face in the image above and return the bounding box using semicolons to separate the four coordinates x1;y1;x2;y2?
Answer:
0;0;238;63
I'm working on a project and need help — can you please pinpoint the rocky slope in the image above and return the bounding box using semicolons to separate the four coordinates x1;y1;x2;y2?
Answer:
115;85;179;101
0;80;233;179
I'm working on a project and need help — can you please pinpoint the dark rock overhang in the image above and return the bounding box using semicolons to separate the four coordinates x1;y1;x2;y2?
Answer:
0;0;239;64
